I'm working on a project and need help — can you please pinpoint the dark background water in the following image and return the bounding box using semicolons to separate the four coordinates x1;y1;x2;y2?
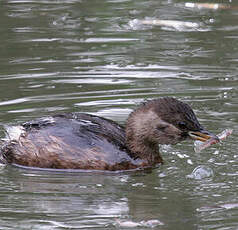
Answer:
0;0;237;229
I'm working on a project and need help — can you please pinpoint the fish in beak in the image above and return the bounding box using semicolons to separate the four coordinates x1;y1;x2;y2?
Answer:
188;129;220;142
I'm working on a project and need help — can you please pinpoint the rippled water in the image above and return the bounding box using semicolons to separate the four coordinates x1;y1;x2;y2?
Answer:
0;0;238;229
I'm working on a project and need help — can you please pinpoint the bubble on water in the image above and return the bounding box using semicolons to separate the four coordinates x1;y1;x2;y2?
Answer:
128;19;143;30
186;165;214;180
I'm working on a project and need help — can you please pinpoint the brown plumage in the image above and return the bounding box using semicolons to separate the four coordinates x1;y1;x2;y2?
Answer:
0;97;218;171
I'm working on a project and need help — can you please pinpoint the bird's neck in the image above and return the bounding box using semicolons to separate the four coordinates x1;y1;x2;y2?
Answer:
125;106;164;165
126;139;163;165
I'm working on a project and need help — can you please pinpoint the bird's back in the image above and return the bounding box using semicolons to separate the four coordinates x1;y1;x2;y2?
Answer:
1;113;142;170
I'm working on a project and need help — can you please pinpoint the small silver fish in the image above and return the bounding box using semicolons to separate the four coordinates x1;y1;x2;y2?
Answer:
194;129;233;153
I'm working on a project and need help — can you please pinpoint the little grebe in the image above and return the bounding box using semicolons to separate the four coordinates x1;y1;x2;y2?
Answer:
0;97;218;171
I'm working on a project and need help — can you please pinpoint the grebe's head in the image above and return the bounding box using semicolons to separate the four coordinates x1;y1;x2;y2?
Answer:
125;97;218;159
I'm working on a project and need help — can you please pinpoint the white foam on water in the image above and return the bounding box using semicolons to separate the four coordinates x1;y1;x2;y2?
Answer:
4;125;25;141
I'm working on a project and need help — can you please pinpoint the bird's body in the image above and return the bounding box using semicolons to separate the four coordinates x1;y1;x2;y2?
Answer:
1;113;149;170
0;97;217;171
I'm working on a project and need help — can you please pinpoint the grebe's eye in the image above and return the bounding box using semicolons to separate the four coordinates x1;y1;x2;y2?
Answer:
178;121;187;130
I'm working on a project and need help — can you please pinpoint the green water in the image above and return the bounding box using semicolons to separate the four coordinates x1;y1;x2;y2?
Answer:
0;0;237;229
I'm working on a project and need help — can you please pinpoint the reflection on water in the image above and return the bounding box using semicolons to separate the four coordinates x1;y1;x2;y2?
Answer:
0;0;238;229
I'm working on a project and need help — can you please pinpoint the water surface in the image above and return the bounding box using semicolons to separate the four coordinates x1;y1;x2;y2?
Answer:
0;0;237;229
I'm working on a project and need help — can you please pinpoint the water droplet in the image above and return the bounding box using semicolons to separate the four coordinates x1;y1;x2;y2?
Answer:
186;165;214;180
